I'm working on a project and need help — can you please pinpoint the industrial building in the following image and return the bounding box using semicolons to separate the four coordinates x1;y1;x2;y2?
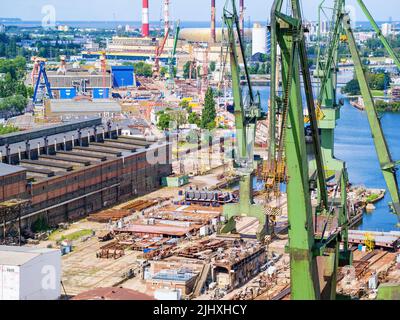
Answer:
0;246;61;300
42;99;122;118
82;37;169;63
0;117;172;238
32;70;113;100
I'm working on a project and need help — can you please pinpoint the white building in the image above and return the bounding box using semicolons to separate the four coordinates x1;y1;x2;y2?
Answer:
0;25;5;33
252;23;267;56
356;31;374;43
381;23;393;37
84;40;100;52
0;246;61;300
57;25;69;32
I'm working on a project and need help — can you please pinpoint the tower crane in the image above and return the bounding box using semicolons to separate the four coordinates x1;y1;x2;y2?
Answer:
219;0;267;241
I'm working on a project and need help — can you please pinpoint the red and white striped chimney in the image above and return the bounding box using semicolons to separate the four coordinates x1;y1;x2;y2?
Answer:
211;0;216;43
164;0;170;36
142;0;150;37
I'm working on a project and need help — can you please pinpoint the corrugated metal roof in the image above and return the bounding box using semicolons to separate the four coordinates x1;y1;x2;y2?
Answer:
0;163;26;177
0;246;59;266
50;99;121;113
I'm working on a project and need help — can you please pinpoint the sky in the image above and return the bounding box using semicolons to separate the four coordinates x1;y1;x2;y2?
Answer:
0;0;397;22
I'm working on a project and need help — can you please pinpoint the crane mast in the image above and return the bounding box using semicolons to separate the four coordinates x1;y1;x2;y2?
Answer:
219;0;267;241
270;0;351;299
273;0;400;299
167;21;181;90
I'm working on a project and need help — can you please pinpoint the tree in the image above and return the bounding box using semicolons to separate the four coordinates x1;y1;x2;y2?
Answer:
0;56;27;80
210;61;216;72
169;110;187;130
160;66;168;78
0;94;28;113
342;71;390;96
123;61;153;77
188;112;201;127
156;111;171;131
179;100;190;109
201;87;216;130
133;62;153;77
342;79;360;95
183;61;197;79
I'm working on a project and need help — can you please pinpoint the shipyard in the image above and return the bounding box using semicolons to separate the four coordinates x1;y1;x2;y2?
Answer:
0;0;400;303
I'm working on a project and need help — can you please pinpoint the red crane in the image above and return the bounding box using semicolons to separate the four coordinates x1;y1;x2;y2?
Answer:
153;29;170;78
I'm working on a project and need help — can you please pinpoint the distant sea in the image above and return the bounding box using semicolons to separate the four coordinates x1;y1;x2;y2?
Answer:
2;21;224;29
2;20;399;30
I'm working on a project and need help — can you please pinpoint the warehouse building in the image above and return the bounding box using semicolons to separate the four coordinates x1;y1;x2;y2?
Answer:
0;117;172;237
0;246;61;300
33;70;113;100
43;99;122;118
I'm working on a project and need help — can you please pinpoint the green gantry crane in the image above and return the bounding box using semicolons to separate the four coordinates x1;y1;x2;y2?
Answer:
219;0;267;240
273;0;400;299
270;0;351;300
346;0;400;220
342;0;400;298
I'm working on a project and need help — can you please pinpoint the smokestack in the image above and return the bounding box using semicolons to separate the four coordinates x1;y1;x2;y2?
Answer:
239;0;244;38
142;0;150;37
164;0;169;36
211;0;216;43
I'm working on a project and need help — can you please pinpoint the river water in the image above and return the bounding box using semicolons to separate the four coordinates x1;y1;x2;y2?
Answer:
251;85;400;232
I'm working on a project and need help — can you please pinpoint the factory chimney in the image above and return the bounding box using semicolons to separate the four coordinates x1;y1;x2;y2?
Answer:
211;0;216;43
239;0;244;38
142;0;150;37
164;0;169;36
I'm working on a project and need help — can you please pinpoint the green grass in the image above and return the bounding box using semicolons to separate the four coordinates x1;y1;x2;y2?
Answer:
49;229;93;242
371;90;385;97
366;194;380;203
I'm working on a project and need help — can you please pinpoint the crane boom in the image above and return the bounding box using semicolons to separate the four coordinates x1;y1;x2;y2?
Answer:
153;29;170;77
356;0;400;70
166;21;180;89
342;14;400;218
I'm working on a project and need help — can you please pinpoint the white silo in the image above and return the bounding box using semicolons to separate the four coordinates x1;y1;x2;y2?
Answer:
252;23;267;56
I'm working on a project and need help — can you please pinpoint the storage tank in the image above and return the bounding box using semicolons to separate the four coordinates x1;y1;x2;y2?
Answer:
252;23;267;56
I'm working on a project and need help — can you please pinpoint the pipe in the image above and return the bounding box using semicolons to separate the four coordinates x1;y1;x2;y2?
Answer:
142;0;150;37
211;0;216;43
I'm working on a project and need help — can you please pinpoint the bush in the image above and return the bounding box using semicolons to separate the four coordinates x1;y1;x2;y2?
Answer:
0;124;18;135
0;94;27;112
